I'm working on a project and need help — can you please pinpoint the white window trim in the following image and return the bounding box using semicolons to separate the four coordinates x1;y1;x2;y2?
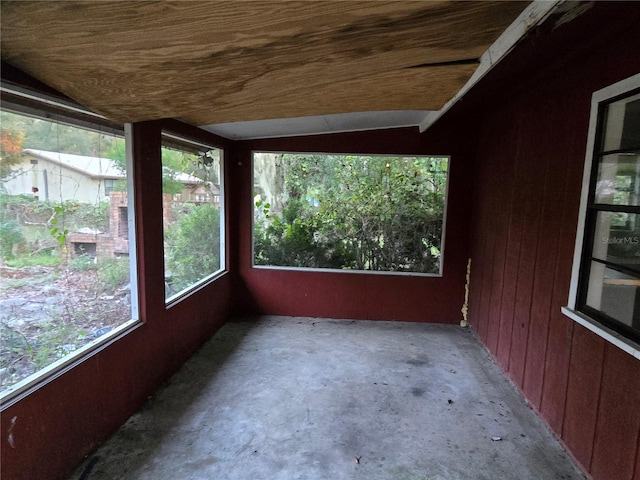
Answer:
160;133;227;306
250;151;451;277
563;72;640;359
1;123;141;409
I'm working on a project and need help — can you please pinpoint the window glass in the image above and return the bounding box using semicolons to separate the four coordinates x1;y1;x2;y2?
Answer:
578;86;640;340
595;153;640;205
161;136;223;302
602;93;640;151
0;109;136;392
591;212;640;267
252;153;449;275
586;263;639;328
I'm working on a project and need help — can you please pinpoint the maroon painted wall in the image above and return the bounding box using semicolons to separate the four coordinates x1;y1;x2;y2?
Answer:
3;4;640;480
233;126;474;323
0;121;236;480
462;4;640;479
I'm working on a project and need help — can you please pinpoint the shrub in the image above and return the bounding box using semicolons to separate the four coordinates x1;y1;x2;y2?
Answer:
69;254;97;272
0;220;24;260
165;204;220;293
97;257;130;291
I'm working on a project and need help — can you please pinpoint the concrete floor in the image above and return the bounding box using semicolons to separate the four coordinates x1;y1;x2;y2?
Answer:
70;316;585;480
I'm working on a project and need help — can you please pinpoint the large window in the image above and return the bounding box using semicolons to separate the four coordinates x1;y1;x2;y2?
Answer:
0;105;138;399
252;153;449;275
162;134;224;303
565;73;640;352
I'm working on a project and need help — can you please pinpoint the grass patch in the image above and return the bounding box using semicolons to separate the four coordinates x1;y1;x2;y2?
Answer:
5;253;62;268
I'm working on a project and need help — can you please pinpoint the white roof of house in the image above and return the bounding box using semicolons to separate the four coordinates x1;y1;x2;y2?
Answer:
170;170;202;185
23;149;205;185
23;149;125;179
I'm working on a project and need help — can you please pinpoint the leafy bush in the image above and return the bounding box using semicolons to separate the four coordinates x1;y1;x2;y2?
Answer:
253;154;447;273
165;204;221;294
0;220;24;260
69;254;97;272
97;257;130;291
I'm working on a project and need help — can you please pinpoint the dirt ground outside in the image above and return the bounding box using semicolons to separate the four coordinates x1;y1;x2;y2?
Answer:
0;263;132;391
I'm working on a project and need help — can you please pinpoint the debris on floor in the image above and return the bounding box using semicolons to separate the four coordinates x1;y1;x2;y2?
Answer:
66;317;586;480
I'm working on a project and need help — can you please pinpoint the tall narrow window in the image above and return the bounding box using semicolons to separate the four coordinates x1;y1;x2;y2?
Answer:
252;153;449;275
161;134;224;303
566;74;640;350
0;106;138;398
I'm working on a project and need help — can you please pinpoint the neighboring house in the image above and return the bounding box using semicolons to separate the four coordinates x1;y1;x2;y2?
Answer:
171;171;221;206
3;148;219;205
3;149;219;259
3;149;125;202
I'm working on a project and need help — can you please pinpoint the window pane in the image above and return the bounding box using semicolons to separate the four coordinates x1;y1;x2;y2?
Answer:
595;153;640;205
162;138;223;302
602;93;640;151
252;153;448;274
1;109;136;392
586;263;640;329
591;211;640;271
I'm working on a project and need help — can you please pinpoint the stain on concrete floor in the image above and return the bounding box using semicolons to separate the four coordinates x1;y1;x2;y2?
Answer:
70;316;585;480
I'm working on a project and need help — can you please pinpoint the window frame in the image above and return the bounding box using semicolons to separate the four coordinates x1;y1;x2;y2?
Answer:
250;150;451;277
160;131;227;307
0;88;141;408
104;178;115;196
563;72;640;360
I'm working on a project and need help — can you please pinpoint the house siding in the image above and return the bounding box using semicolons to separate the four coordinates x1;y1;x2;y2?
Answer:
4;154;114;202
464;4;640;479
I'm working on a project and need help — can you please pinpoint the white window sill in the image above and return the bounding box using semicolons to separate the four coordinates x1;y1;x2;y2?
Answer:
0;319;144;409
562;307;640;360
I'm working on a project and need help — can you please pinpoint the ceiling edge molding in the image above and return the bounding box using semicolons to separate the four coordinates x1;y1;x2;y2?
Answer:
201;110;431;141
419;0;564;132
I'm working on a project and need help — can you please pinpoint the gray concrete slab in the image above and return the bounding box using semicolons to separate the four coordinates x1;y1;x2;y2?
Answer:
70;316;585;480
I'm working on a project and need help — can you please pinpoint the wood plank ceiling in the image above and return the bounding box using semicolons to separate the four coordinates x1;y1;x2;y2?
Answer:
0;1;528;126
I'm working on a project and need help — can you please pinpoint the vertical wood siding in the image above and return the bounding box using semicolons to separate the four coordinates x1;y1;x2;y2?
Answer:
465;4;640;478
235;126;474;324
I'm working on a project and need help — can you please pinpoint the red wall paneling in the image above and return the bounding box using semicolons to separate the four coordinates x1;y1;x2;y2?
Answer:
504;122;544;389
467;165;490;342
590;345;640;480
495;112;524;371
236;127;472;323
461;4;640;478
469;147;498;343
494;115;524;370
521;98;573;410
537;94;589;435
562;325;606;473
0;120;235;480
635;438;640;480
485;118;520;357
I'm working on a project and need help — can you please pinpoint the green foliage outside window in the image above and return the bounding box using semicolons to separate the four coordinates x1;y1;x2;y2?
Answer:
253;154;448;274
161;140;223;301
164;203;221;295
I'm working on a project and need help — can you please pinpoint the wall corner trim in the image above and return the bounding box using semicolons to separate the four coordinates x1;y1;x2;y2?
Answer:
419;0;563;132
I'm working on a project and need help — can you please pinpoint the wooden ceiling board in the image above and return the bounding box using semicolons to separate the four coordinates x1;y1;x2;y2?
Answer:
186;64;480;126
1;1;528;125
